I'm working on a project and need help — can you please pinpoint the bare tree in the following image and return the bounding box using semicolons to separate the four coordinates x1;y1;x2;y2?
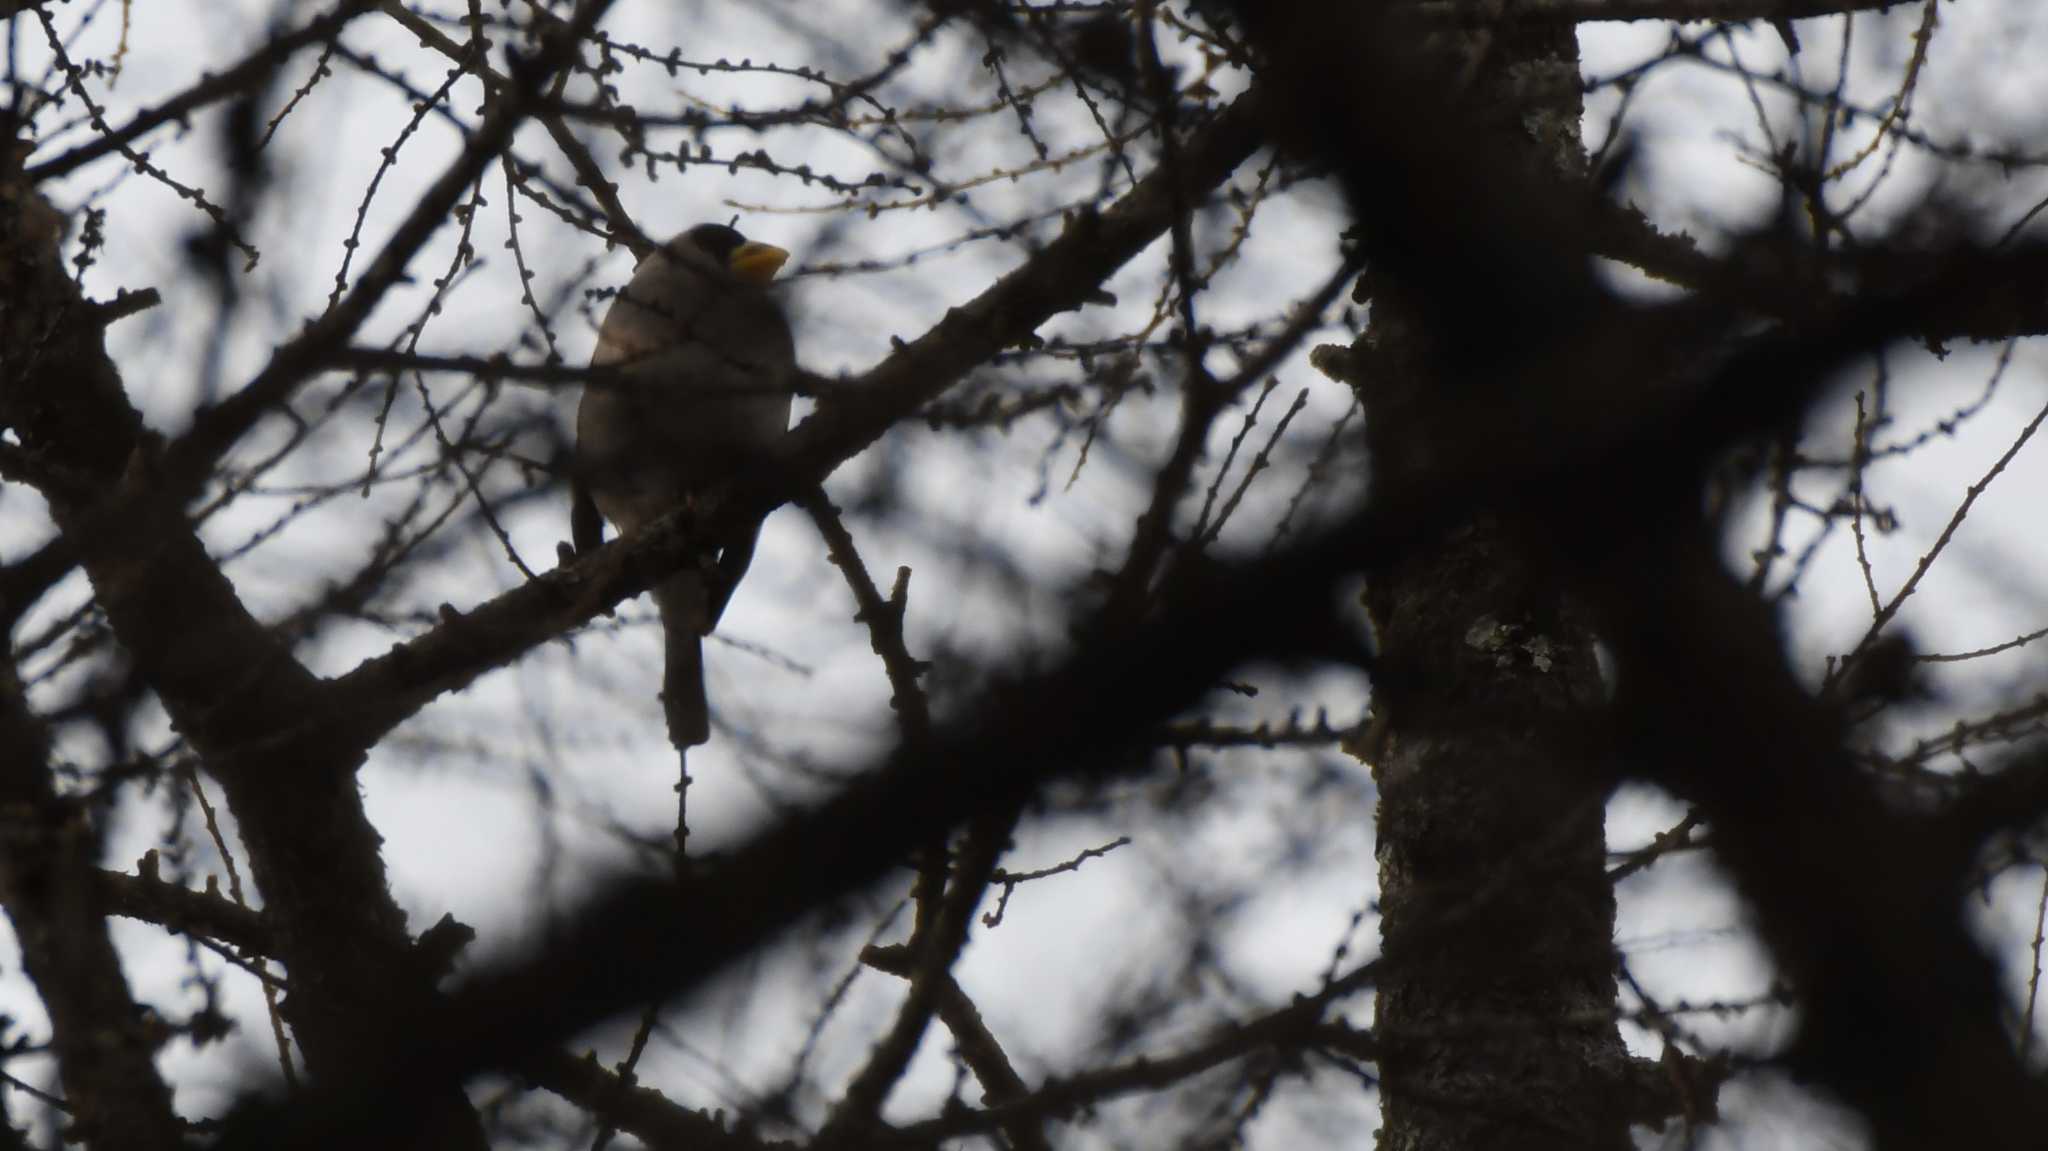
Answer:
4;0;2048;1148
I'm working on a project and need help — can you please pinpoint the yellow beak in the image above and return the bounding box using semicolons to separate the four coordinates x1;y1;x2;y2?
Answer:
728;241;790;285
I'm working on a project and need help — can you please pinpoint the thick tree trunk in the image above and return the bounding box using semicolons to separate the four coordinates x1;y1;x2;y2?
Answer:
1346;21;1650;1151
0;146;487;1150
1364;517;1631;1151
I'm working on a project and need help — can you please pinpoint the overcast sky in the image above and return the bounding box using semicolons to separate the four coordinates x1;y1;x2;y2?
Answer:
10;2;2048;1146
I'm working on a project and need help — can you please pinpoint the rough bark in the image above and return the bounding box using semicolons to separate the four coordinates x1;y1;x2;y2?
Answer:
1362;516;1635;1150
0;143;487;1149
1341;20;1662;1151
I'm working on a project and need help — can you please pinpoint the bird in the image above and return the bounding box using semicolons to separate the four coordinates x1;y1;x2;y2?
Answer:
574;222;795;748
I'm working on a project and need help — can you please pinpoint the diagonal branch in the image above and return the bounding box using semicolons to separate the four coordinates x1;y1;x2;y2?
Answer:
319;87;1267;751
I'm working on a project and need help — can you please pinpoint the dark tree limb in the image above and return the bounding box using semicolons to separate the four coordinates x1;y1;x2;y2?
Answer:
200;208;2048;1140
0;671;181;1151
1223;1;2048;1147
319;87;1267;752
0;3;628;1144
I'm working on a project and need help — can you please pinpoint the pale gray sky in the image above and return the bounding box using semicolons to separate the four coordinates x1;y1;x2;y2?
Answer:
9;2;2048;1146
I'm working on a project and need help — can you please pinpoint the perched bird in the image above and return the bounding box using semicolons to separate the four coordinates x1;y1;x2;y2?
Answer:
574;223;794;748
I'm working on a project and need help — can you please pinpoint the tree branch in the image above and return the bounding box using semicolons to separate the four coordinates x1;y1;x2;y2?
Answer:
319;86;1268;751
0;673;181;1151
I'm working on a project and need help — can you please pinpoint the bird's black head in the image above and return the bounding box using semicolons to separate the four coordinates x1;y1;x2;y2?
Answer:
682;222;747;264
668;221;788;286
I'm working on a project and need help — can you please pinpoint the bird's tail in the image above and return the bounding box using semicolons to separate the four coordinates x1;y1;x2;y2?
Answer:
654;572;711;748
